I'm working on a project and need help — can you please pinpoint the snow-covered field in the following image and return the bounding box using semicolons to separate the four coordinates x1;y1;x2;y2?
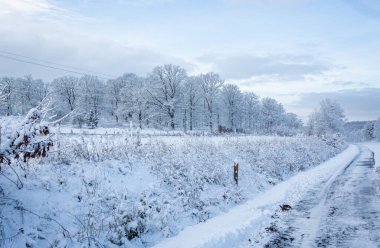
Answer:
0;128;347;247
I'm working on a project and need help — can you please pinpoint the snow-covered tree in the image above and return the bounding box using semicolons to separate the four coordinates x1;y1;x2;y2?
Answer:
276;112;303;136
241;92;261;132
182;77;202;131
105;76;128;123
198;72;224;132
221;84;241;131
363;121;375;140
0;65;309;134
18;75;47;114
307;98;345;137
50;76;79;119
0;76;47;115
0;78;12;115
75;75;105;127
147;64;186;130
261;97;285;134
284;113;302;129
119;74;150;128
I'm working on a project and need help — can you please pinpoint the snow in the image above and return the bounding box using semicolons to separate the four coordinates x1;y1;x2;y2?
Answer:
154;145;359;248
0;125;348;247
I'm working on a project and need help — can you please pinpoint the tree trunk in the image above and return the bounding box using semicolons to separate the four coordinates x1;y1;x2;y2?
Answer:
189;105;193;131
169;111;175;130
139;110;142;129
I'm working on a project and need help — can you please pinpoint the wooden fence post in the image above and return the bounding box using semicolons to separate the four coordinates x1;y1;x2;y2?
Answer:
234;162;239;185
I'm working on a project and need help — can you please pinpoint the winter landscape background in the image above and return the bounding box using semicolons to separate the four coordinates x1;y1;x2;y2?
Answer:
1;0;380;247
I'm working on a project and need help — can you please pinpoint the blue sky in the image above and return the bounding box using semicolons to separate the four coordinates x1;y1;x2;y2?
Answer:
0;0;379;120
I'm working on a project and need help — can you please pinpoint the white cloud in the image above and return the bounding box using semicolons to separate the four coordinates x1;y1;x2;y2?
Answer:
0;0;93;24
0;0;53;14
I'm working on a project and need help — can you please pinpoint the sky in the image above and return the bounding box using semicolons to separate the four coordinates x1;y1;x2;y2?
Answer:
0;0;379;121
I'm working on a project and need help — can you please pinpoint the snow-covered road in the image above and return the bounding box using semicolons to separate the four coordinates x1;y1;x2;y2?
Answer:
154;144;380;248
263;145;380;247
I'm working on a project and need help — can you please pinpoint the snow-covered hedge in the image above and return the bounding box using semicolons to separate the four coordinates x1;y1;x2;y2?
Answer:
0;134;346;247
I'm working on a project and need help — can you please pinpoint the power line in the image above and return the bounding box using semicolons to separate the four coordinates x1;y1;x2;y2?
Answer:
0;51;115;80
0;50;115;78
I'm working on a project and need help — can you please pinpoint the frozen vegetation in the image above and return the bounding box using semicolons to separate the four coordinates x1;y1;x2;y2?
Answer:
0;114;346;247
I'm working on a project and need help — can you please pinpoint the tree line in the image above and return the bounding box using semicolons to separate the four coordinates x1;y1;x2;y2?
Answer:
1;64;353;136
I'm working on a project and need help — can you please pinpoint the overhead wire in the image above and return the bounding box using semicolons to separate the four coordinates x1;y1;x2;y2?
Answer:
0;50;115;80
0;50;115;78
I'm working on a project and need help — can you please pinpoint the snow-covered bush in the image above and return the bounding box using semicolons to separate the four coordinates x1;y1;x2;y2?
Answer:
0;105;54;190
0;107;53;166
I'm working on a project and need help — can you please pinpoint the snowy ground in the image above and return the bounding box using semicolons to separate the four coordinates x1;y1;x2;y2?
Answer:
154;143;380;248
0;131;346;247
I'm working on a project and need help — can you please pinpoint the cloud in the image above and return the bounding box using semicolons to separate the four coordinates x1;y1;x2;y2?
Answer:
197;53;331;81
0;33;193;80
289;88;380;121
0;0;95;26
0;0;52;15
0;0;194;80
